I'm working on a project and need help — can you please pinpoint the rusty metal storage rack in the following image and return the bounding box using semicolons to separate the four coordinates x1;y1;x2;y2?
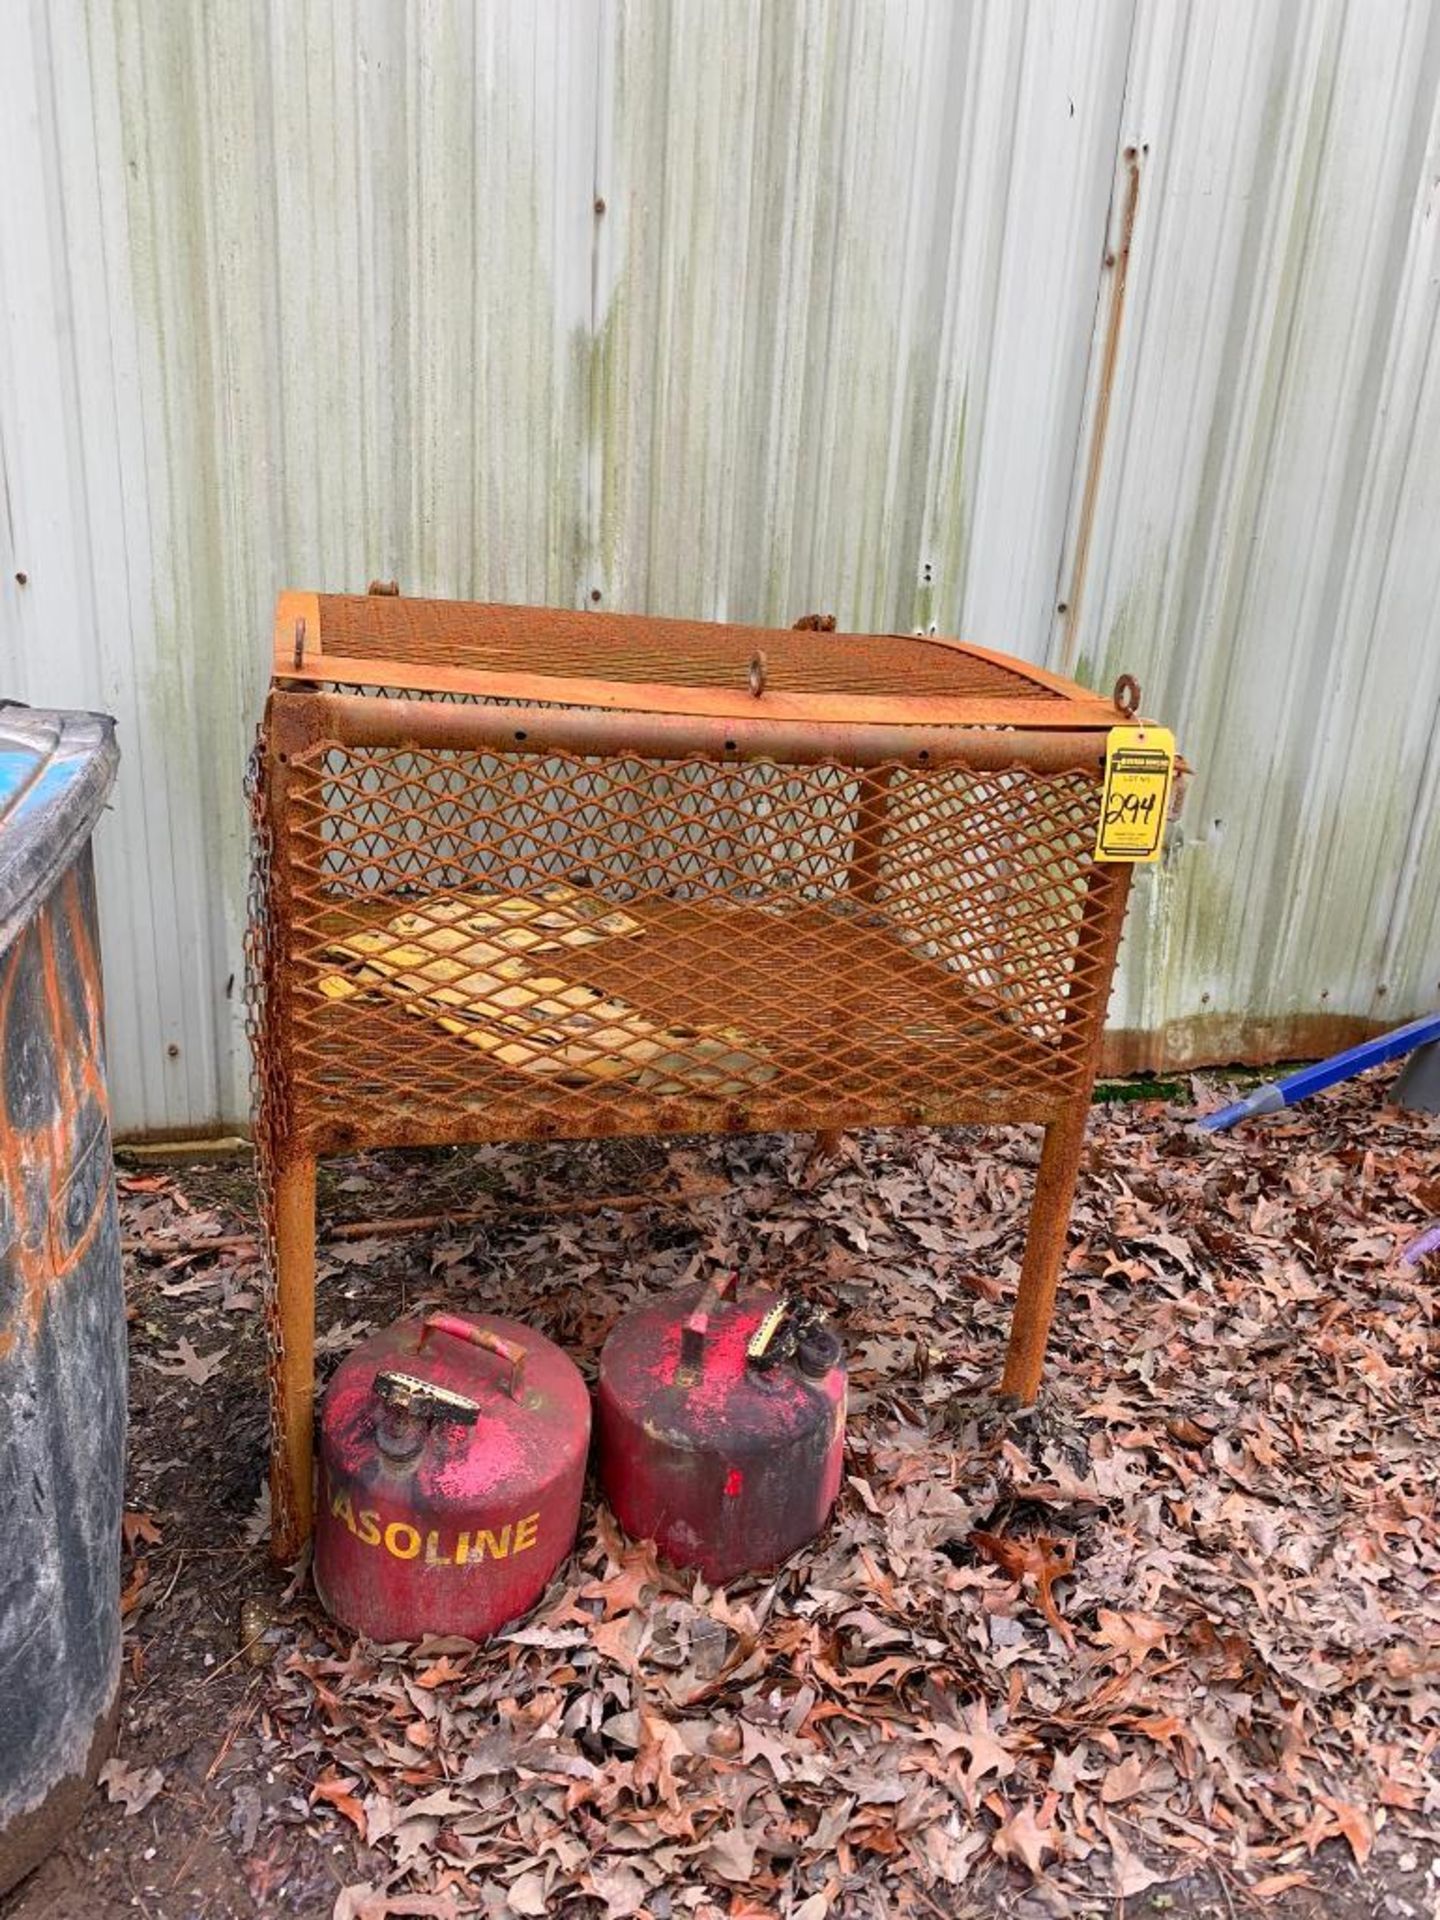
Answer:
249;590;1146;1560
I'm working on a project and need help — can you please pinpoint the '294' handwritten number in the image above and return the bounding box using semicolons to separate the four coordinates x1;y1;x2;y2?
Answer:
1104;790;1158;829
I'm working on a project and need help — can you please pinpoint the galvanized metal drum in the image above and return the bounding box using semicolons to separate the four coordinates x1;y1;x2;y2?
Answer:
315;1310;590;1642
597;1275;847;1582
0;707;123;1895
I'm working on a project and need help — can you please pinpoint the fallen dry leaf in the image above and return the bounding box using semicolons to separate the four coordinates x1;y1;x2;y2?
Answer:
503;1869;549;1917
98;1758;165;1815
119;1559;148;1617
957;1697;1018;1793
1317;1793;1375;1865
970;1529;1076;1648
585;1861;650;1918
1249;1871;1316;1900
146;1336;228;1385
916;1823;987;1886
1093;1609;1172;1666
1094;1810;1171;1898
703;1821;762;1883
332;1889;472;1920
1099;1752;1150;1804
122;1510;163;1551
990;1800;1056;1876
311;1771;368;1839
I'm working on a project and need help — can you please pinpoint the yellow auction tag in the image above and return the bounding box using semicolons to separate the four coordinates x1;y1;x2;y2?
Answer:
1095;725;1175;863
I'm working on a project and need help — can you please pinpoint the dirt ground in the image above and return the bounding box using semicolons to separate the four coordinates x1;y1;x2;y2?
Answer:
3;1072;1438;1920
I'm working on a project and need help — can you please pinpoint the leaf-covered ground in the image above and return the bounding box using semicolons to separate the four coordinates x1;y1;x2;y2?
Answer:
8;1069;1439;1919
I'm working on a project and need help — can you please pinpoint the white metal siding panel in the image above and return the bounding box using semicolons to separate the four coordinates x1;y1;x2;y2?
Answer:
0;0;598;1133
0;0;215;1134
596;0;1134;646
1067;0;1440;1065
1;0;1436;1132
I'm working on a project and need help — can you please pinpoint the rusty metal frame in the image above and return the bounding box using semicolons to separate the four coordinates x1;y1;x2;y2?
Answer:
250;596;1141;1561
278;687;1110;774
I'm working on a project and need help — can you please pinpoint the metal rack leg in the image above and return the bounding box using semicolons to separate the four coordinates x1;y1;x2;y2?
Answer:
1000;1101;1091;1402
270;1156;317;1563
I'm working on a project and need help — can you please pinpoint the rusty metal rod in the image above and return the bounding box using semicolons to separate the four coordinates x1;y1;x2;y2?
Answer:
276;689;1109;774
123;1182;729;1258
1001;861;1133;1400
846;767;897;904
1060;146;1143;676
271;1157;317;1564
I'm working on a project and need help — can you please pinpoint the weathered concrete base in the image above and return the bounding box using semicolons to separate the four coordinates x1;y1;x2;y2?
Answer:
0;1679;120;1898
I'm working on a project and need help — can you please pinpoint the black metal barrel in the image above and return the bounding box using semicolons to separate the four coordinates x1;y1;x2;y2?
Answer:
0;706;123;1894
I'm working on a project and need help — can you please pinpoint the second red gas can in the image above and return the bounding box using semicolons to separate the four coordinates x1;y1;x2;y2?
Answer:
597;1276;846;1582
315;1311;588;1642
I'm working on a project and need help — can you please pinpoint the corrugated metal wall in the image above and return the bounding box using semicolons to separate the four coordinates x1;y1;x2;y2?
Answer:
2;0;1437;1136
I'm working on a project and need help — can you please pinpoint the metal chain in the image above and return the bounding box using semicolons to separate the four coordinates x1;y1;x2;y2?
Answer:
242;727;292;1547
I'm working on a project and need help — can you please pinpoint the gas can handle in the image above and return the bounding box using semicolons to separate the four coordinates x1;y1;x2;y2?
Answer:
417;1313;526;1400
679;1271;738;1375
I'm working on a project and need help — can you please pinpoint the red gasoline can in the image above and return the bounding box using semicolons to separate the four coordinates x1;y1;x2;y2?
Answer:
597;1276;846;1582
315;1311;589;1641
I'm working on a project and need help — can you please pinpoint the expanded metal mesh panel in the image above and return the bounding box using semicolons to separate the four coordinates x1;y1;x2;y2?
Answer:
314;595;1061;702
267;737;1112;1151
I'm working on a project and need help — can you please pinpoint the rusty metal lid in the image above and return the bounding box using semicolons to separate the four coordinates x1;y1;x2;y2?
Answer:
0;705;118;957
271;591;1122;733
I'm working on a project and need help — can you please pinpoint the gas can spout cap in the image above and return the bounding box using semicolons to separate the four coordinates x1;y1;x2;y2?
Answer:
746;1298;843;1378
796;1321;843;1380
371;1369;482;1461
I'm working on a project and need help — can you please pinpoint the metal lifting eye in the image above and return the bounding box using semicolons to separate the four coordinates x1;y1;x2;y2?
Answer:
1113;672;1141;718
748;650;768;699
